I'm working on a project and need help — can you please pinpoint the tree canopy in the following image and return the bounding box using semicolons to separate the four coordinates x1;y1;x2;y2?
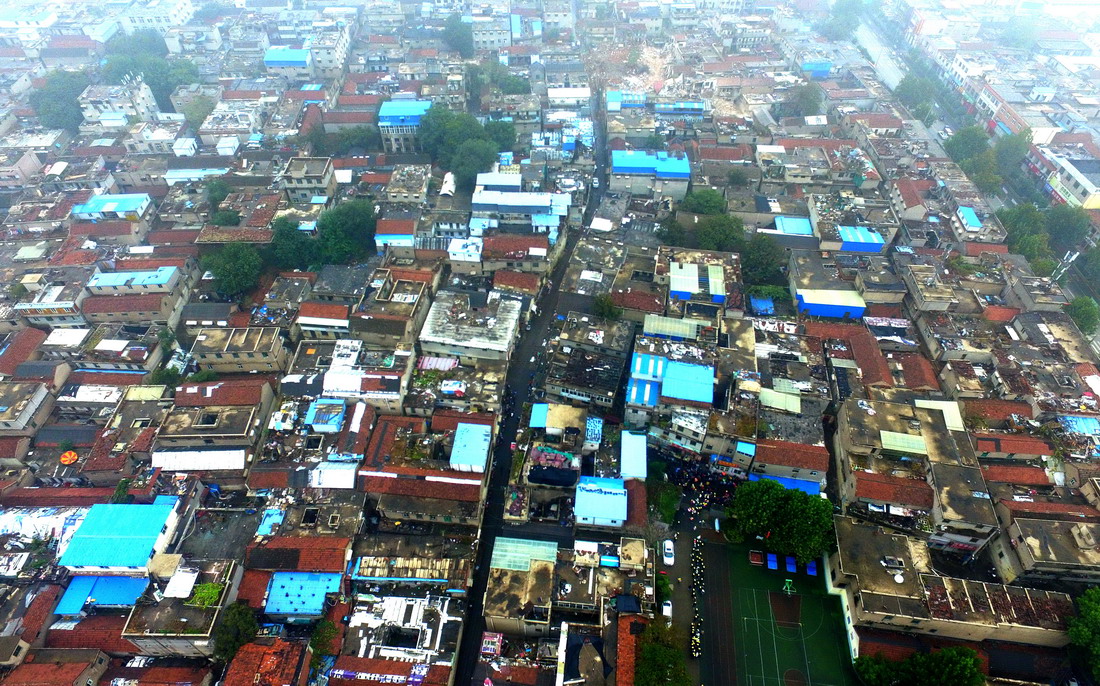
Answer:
101;54;199;110
213;603;259;662
727;478;834;564
694;215;744;252
202;242;262;298
29;70;90;132
1046;203;1092;255
679;188;726;215
1067;296;1100;336
593;294;623;320
266;217;320;270
450;139;500;191
944;126;990;163
180;95;216;129
106;29;168;58
784;83;822;117
741;233;786;286
485;120;517;152
1071;587;1100;678
206;178;231;208
818;0;864;41
315;199;377;263
442;13;474;57
418;105;491;167
635;621;691;686
855;647;984;686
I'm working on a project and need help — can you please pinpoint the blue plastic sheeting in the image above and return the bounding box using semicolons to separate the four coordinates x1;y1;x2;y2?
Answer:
586;417;603;444
750;296;775;315
60;498;177;568
775;216;813;236
1060;415;1100;436
660;361;714;404
305;399;346;434
837;226;885;253
257;508;285;536
735;441;757;457
611;150;691;179
631;353;666;381
748;473;822;496
957;206;982;230
264;47;311;67
88;267;176;288
530;404;549;428
265;572;341;616
796;294;866;319
620;432;648;479
56;575;148;615
451;423;492;471
574;477;628;526
71;193;150;217
626;378;659;407
600;555;620;567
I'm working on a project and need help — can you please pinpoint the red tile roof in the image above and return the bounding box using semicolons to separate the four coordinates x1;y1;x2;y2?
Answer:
626;479;647;527
894;178;934;210
0;487;114;507
69;221;134;238
981;464;1051;486
803;322;893;387
375;218;416;235
430;410;496;432
223;639;307;686
20;585;62;644
982;305;1020;322
611;289;664;313
754;440;829;471
298;301;350;320
616;614;649;686
247;470;289;490
323;111;376;124
972;433;1053;457
236;570;271;609
1000;499;1100;519
896;353;939;391
67;370;147;386
114;257;191;270
3;661;89;686
337;94;384;107
245;536;351;573
100;664;211;686
848;112;903;129
698;144;752;162
359;475;481;503
0;328;46;377
45;614;138;654
145;229;201;245
854;472;934;509
494;270;541;292
964;241;1009;257
361;171;392;184
481;234;549;259
175;379;269;406
963;399;1035;421
328;657;450;686
81;293;166;315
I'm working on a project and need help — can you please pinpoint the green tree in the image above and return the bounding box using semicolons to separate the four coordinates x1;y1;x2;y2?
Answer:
442;13;474;57
1045;203;1092;254
484;120;516;152
102;54;200;110
106;29;168;57
334;125;381;153
656;217;687;247
680;188;726;215
998;202;1045;245
993;130;1031;177
316;199;376;263
960;149;1003;194
267;218;320;270
156;326;176;350
944;126;989;163
1071;587;1100;677
1002;16;1038;50
180;95;216;130
187;369;218;383
309;619;339;668
206;178;231;208
727;168;750;186
855;647;984;686
417;105;490;166
29;70;90;132
593;293;623;320
635;621;691;686
741;233;785;286
694;215;744;252
450;139;499;190
213;603;259;662
1012;232;1052;262
893;74;937;110
111;478;133;504
785;83;822;117
643;133;666;149
210;209;240;226
203;242;262;297
818;0;864;41
1079;247;1100;283
1067;296;1100;336
727;478;834;563
150;367;182;387
499;74;531;94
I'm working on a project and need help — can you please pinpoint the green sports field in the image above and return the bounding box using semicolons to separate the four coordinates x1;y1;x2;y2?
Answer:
701;541;859;686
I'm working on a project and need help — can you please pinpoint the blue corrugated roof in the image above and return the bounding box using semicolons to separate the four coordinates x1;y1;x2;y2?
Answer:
620;432;648;479
378;100;432;119
837;226;884;245
611;150;691;179
71;193;150;216
574;476;628;522
748;473;821;496
660;361;714;404
630;353;666;381
88;266;176;288
451;422;491;470
264;47;311;67
775;216;813;236
530;403;549;428
60;499;176;568
264;572;341;616
626;378;659;407
957;206;982;229
56;575;148;615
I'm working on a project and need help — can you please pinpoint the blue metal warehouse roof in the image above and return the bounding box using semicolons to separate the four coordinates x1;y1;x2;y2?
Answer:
56;575;148;615
574;477;628;522
611;150;691;179
378;99;432;126
59;498;177;568
450;422;492;471
529;403;549;428
619;431;648;479
626;378;659;407
87;266;177;288
264;47;311;67
748;473;821;496
264;571;341;616
71;193;150;216
660;360;714;404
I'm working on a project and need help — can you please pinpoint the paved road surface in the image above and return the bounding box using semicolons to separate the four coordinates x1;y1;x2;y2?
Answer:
854;23;905;90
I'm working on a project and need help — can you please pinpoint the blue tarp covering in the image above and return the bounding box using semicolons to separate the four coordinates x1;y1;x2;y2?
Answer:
530;403;549;428
56;576;148;615
305;399;346;434
60;499;177;568
627;378;659;407
257;508;285;536
775;216;814;235
736;441;757;457
750;296;775;315
265;572;341;616
611;150;690;178
749;473;822;496
957;206;982;230
660;361;714;404
450;423;491;471
838;225;885;252
575;477;628;526
1060;415;1100;435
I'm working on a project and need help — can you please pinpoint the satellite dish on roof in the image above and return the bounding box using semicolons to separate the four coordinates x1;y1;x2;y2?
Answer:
893;573;905;584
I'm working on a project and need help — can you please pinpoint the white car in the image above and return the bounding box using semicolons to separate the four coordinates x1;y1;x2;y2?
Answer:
662;539;675;566
661;600;673;618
